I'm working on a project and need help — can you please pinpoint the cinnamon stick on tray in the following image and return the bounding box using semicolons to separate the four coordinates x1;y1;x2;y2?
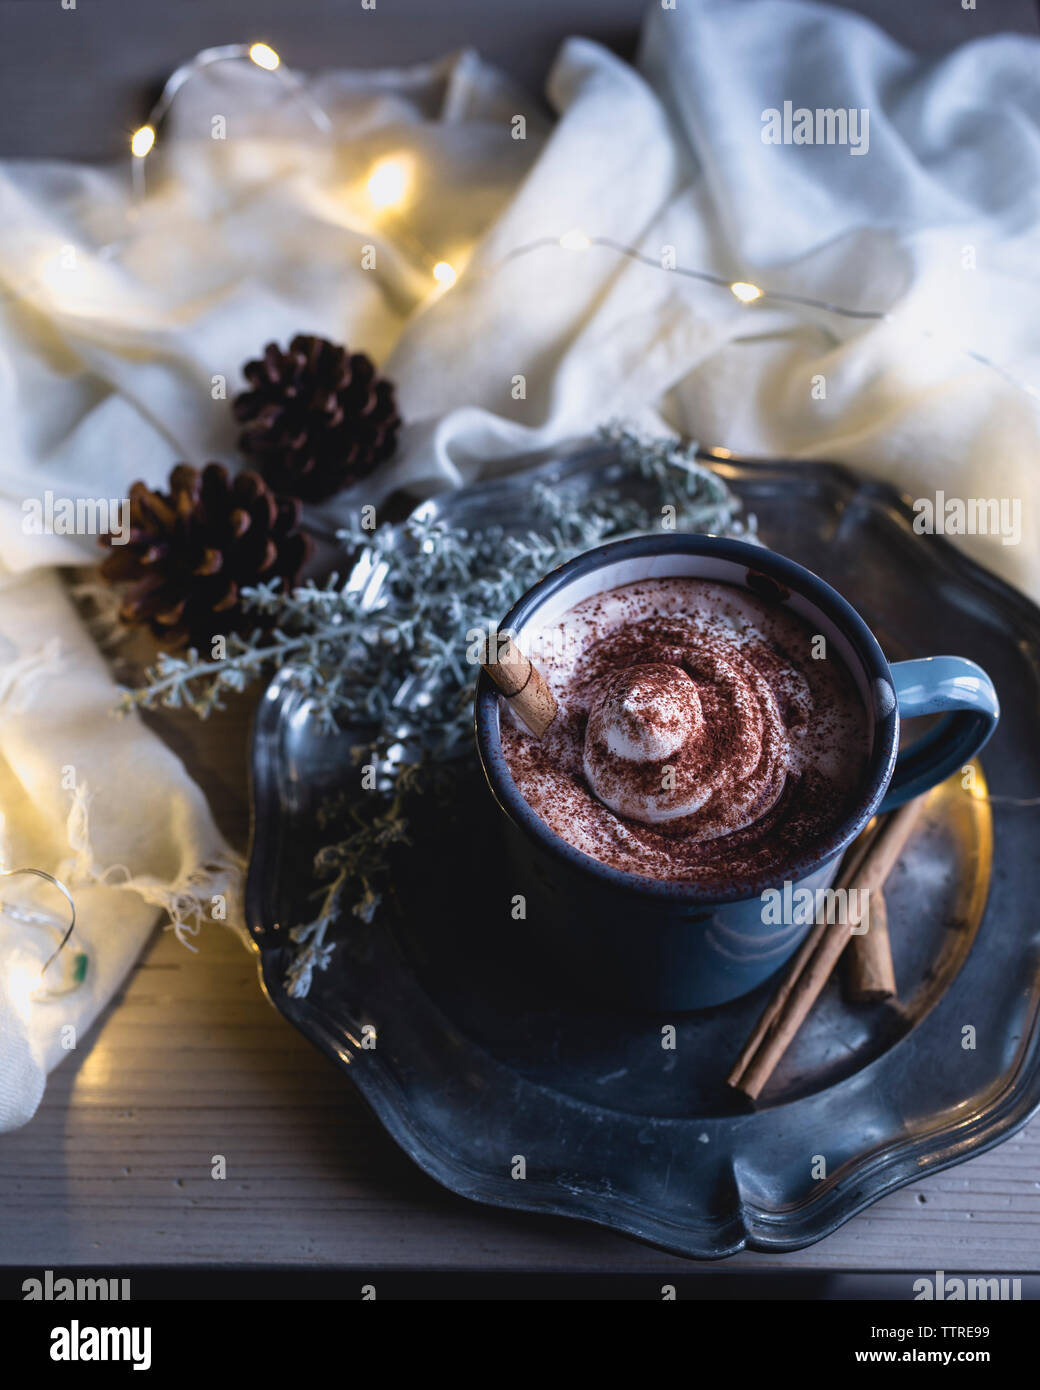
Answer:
843;887;896;1002
728;796;925;1101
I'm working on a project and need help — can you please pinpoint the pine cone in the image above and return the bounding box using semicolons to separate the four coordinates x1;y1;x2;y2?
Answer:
99;463;311;650
232;334;401;503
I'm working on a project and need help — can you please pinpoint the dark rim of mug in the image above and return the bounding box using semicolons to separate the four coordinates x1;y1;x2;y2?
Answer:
474;533;900;904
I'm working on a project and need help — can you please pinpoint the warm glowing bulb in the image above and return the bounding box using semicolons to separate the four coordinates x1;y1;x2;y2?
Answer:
730;281;763;303
560;229;591;251
249;42;281;71
433;261;457;286
130;126;155;159
367;159;407;210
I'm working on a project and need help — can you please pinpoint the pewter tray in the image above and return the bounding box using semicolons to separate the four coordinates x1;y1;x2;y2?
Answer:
245;442;1040;1259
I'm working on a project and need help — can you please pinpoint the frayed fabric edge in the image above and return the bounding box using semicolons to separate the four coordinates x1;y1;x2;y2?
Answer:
59;780;249;950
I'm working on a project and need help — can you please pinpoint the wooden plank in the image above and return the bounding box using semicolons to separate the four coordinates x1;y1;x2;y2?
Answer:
2;902;1039;1271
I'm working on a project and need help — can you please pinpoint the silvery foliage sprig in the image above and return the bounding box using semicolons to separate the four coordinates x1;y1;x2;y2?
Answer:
125;426;754;995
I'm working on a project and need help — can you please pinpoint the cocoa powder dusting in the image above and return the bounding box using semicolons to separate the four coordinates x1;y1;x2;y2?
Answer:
500;577;869;889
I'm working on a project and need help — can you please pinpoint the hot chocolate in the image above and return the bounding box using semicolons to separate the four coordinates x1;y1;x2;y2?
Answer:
499;577;870;889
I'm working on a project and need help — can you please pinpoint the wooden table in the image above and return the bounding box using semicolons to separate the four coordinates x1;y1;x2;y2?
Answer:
2;694;1039;1280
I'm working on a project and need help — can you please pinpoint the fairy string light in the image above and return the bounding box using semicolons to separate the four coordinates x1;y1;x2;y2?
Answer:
117;41;1039;409
3;866;83;1012
491;232;1040;404
128;44;449;286
130;41;331;205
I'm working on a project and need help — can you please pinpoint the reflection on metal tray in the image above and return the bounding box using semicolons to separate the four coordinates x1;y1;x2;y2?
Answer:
246;441;1040;1259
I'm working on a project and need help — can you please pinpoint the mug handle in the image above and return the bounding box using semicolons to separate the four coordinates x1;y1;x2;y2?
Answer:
879;657;1000;812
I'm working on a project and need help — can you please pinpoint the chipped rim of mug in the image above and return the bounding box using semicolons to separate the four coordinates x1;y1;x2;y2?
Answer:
474;532;899;905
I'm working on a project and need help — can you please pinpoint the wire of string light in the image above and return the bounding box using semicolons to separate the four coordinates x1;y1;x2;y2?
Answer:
129;42;329;198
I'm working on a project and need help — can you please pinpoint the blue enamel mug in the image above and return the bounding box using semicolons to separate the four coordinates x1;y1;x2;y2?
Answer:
474;534;1000;1010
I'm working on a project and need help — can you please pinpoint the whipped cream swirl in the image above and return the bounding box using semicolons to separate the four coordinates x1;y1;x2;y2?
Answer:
582;646;791;838
499;579;868;888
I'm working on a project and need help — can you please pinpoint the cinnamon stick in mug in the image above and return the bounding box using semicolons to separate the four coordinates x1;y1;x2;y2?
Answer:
483;635;558;739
